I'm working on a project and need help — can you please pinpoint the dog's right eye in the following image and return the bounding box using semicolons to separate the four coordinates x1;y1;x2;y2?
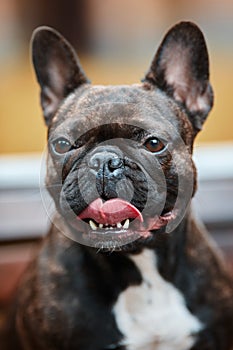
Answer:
52;138;72;154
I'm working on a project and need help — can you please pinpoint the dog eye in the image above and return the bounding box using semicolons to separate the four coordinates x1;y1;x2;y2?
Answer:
53;138;72;154
144;138;166;153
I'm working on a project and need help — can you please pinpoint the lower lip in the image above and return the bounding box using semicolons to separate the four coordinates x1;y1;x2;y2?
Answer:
82;227;152;248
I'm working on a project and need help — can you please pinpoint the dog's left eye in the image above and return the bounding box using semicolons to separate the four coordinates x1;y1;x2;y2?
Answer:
53;138;72;154
144;138;166;153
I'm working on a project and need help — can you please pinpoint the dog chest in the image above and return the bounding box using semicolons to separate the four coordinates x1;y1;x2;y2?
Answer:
113;249;202;350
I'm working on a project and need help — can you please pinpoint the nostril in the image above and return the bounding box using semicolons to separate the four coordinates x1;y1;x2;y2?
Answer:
89;154;102;170
91;158;101;170
108;157;123;170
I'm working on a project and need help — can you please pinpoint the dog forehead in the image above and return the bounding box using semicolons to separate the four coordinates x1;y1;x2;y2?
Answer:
72;84;175;118
51;84;184;138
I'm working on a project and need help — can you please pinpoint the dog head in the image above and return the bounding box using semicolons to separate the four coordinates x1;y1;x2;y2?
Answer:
32;22;213;249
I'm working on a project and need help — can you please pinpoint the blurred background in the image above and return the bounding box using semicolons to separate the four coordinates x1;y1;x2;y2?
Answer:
0;0;232;318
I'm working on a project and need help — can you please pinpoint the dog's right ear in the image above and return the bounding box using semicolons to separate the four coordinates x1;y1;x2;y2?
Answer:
31;27;90;126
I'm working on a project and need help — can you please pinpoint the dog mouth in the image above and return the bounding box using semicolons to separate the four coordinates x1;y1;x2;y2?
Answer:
78;198;143;227
69;198;175;247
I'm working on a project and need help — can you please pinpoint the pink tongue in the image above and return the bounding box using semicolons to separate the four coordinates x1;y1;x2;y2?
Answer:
78;198;143;225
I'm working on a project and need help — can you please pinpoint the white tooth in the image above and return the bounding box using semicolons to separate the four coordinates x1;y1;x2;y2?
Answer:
117;222;122;228
123;219;129;229
89;220;97;231
99;224;103;228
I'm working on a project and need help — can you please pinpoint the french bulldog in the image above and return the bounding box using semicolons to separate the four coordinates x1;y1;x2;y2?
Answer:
13;21;233;350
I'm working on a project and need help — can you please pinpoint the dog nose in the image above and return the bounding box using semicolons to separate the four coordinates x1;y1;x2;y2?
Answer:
89;151;123;173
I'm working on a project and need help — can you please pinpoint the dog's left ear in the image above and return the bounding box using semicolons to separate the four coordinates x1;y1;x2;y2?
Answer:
144;22;213;132
31;27;89;126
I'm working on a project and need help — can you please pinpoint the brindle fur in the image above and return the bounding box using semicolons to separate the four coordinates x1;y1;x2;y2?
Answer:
2;22;233;350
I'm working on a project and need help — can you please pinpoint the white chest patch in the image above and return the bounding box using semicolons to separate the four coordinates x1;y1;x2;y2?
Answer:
113;249;202;350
